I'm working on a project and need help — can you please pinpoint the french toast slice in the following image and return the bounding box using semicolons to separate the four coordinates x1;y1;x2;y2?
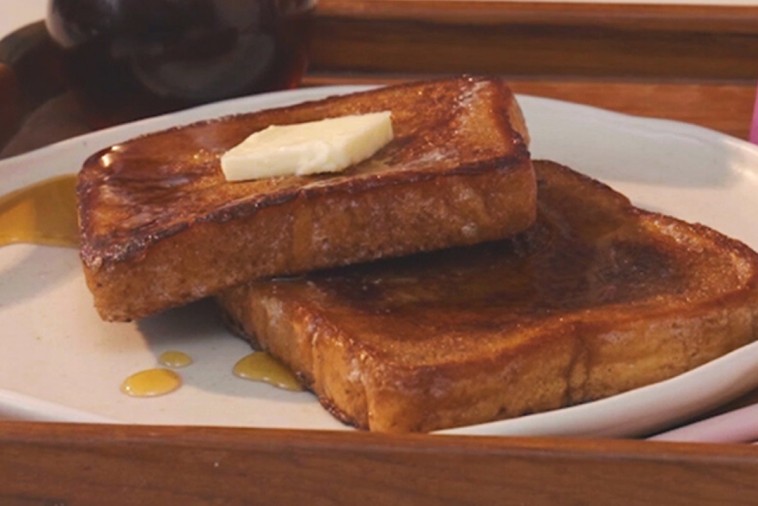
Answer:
219;160;758;433
78;77;535;321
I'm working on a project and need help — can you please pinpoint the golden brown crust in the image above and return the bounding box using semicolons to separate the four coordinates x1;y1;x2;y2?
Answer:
219;160;758;433
78;76;535;320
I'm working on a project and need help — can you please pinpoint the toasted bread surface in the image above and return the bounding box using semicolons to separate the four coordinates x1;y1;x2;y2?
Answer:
78;77;535;321
219;160;758;433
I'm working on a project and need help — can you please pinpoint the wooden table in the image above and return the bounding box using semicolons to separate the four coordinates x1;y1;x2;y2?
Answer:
1;2;757;504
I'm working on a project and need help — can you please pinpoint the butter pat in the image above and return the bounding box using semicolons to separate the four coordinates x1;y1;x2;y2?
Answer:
221;112;394;181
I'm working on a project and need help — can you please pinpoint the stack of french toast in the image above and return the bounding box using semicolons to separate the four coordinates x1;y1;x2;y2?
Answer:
77;77;758;432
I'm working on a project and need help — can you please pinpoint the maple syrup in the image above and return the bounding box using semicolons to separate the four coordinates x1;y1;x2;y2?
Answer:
120;368;182;397
158;350;194;368
47;0;316;128
233;352;303;391
0;175;78;248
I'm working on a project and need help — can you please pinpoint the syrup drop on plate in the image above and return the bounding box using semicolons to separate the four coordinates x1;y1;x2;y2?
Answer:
158;350;193;368
121;368;182;397
233;352;303;391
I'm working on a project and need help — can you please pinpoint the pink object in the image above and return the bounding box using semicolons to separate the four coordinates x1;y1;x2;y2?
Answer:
649;403;758;444
751;84;758;144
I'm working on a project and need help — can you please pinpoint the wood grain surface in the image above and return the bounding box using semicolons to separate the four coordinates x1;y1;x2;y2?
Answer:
311;0;758;80
1;2;757;504
1;422;757;506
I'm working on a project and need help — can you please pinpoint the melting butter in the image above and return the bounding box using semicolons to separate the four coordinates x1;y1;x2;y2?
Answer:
0;175;79;248
221;112;393;181
121;368;182;397
233;352;303;391
158;350;193;368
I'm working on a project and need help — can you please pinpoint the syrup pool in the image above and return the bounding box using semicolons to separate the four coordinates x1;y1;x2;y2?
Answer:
0;175;78;248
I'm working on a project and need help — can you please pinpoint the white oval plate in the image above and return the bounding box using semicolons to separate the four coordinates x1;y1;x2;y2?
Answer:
1;86;757;437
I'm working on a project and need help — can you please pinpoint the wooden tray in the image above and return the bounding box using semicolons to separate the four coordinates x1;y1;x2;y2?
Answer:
1;2;757;504
1;422;757;504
